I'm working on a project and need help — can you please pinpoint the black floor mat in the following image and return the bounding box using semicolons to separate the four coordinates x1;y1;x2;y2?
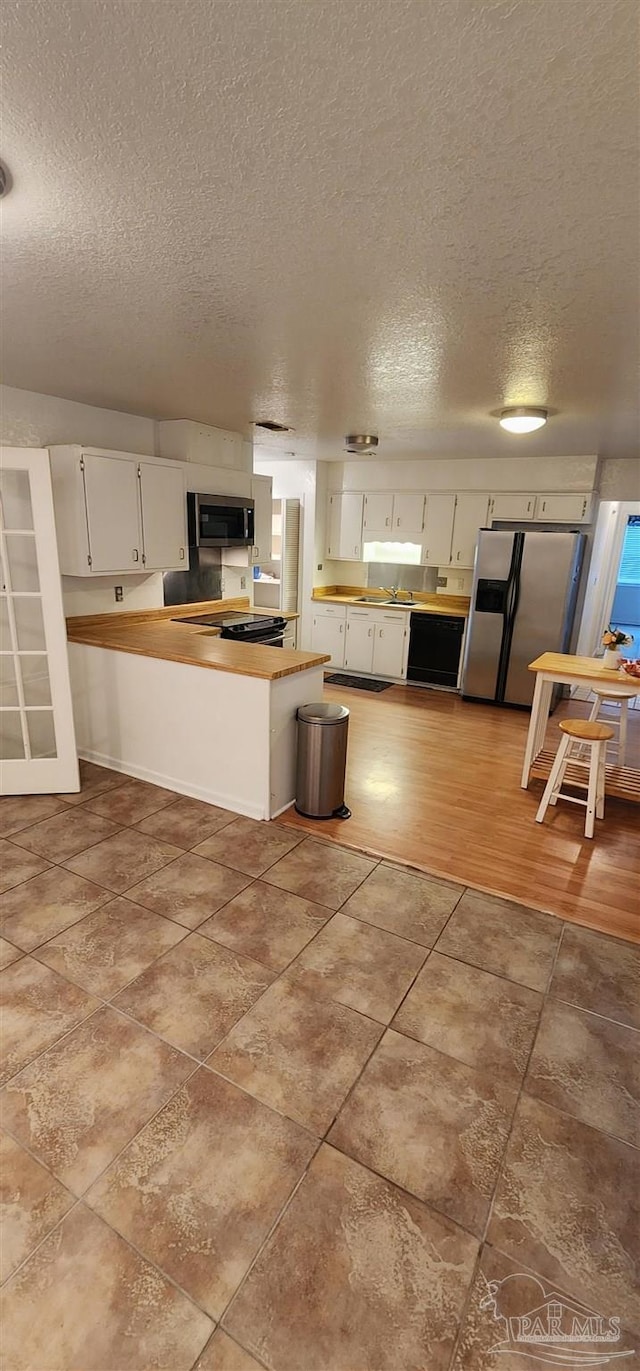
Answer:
324;673;393;692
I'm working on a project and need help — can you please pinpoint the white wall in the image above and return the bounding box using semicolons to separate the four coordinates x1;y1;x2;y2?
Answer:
336;454;599;494
254;456;319;647
0;384;157;454
598;458;640;502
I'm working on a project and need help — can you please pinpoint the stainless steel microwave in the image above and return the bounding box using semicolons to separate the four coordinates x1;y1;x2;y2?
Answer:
187;492;255;548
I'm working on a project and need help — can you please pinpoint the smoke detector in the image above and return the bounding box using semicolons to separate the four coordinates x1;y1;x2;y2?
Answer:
345;434;379;454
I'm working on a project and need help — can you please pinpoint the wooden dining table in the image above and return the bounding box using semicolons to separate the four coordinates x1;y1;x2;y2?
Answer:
522;652;640;803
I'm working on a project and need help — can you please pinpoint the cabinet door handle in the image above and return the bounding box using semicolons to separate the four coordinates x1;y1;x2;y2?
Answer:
541;501;546;513
385;516;390;526
340;623;344;633
527;500;532;514
132;549;139;562
378;629;383;638
396;516;401;526
582;498;587;516
368;627;373;637
179;547;185;560
457;551;460;561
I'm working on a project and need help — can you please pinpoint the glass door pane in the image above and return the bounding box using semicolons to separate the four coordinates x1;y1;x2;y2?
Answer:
0;449;78;792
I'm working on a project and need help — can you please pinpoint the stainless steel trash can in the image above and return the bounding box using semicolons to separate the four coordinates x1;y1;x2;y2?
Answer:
295;703;351;819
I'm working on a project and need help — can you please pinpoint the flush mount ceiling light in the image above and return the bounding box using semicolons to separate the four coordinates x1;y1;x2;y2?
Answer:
499;406;548;434
255;420;293;433
345;434;379;454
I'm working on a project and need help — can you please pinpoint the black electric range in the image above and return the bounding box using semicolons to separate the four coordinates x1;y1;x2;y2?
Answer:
172;611;287;645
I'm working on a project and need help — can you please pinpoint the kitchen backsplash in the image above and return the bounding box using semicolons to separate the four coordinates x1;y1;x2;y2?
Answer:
365;563;439;593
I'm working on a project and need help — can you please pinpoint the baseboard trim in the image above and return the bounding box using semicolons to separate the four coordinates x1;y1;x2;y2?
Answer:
78;749;269;821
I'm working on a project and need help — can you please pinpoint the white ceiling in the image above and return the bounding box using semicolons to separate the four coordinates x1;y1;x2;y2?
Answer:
1;0;639;461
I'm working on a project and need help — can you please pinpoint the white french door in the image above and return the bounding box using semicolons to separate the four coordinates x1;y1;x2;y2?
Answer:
0;448;79;794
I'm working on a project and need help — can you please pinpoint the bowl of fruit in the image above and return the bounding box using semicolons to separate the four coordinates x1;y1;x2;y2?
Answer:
622;659;640;679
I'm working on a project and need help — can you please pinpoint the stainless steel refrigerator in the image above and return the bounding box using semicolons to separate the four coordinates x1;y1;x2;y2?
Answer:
461;529;584;707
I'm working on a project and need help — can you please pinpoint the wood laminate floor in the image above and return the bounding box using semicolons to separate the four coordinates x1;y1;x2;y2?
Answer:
280;684;640;944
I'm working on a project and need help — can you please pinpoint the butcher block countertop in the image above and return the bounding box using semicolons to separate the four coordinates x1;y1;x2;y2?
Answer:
66;598;329;681
312;586;471;617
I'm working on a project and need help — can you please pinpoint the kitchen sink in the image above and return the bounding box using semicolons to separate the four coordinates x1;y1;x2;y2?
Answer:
353;596;414;606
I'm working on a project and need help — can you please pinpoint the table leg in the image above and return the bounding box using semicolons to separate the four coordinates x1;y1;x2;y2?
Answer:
521;675;554;788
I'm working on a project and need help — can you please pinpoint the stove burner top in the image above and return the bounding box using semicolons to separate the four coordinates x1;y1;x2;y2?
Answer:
172;611;275;628
172;610;287;641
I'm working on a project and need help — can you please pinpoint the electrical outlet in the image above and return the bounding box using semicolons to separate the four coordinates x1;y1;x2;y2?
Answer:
114;586;124;602
436;575;447;588
240;575;246;590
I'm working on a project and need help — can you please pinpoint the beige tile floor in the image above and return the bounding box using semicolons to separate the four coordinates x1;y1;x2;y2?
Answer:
0;760;639;1371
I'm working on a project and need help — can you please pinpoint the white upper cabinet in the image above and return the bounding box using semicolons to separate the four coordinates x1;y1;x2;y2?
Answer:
138;462;187;570
326;493;342;559
82;454;143;573
362;491;425;539
49;446;187;576
421;493;456;565
535;493;592;522
488;494;535;522
392;491;425;537
250;474;273;565
450;494;491;567
363;492;393;531
326;492;364;560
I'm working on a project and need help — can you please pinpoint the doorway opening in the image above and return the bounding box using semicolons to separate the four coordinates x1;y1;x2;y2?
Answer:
610;513;640;649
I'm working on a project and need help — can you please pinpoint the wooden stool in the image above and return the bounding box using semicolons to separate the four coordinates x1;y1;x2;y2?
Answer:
536;719;614;838
588;684;636;765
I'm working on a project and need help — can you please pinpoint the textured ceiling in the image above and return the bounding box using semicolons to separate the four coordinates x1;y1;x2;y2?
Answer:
1;0;638;460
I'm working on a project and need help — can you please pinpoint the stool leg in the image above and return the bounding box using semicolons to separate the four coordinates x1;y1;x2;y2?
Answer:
549;737;573;806
618;700;628;767
585;742;599;838
588;696;600;722
536;735;571;824
596;741;606;820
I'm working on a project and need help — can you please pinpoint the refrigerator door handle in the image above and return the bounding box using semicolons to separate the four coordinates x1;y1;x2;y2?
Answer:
495;534;523;701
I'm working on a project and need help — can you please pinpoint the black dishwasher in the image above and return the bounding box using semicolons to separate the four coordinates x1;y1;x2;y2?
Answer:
407;613;465;687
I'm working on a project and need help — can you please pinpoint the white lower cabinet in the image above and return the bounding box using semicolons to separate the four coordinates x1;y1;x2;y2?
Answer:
344;614;375;672
372;617;407;677
311;603;409;678
311;608;346;667
344;607;408;678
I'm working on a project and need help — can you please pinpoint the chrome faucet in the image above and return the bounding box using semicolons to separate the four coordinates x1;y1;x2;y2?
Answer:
382;586;414;603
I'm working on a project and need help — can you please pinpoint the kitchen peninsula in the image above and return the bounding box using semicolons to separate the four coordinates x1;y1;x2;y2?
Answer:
66;600;329;819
